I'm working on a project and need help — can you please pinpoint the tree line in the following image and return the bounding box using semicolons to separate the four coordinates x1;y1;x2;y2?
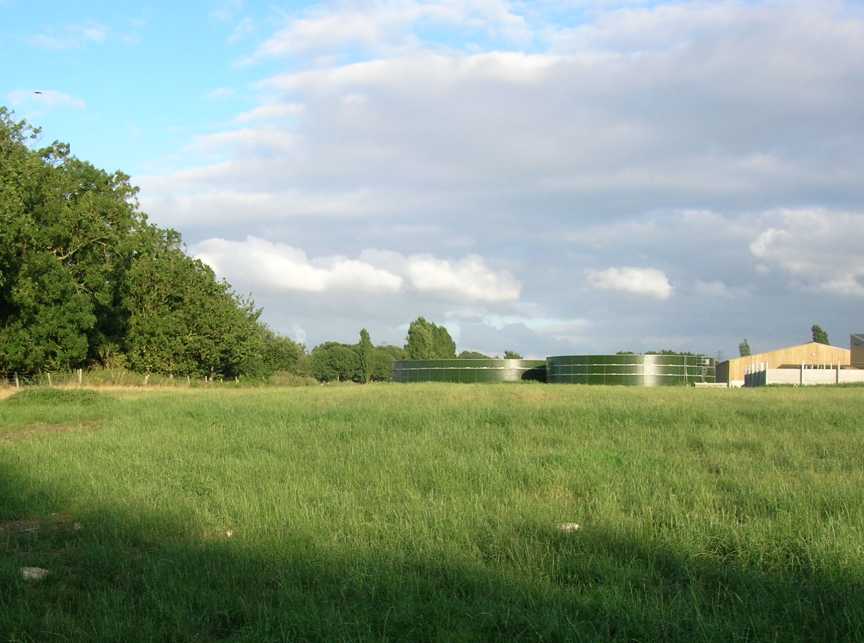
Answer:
304;317;523;383
0;108;297;379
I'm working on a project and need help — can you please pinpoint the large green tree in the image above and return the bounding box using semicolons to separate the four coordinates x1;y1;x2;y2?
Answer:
0;108;143;373
260;327;304;374
405;317;456;359
309;342;360;382
122;228;267;377
369;345;405;381
357;328;373;383
0;107;277;378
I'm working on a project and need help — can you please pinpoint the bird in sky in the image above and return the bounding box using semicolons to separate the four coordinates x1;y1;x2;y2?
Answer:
34;91;43;95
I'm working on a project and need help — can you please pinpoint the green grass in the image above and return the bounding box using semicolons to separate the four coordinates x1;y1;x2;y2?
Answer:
1;384;863;641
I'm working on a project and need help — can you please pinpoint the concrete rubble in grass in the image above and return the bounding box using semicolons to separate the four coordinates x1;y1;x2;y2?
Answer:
21;567;50;581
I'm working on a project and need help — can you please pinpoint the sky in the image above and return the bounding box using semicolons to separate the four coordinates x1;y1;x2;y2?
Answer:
2;0;863;359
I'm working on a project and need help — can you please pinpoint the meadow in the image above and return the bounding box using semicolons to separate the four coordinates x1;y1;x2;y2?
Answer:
1;384;862;642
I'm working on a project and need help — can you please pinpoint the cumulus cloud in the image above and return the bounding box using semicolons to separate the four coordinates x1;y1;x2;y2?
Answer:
193;237;403;294
249;0;530;61
406;255;520;302
750;210;864;297
235;103;305;123
585;267;673;299
191;237;520;302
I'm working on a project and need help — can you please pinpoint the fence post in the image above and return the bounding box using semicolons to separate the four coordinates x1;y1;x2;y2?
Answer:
14;372;19;389
47;372;52;387
77;368;83;386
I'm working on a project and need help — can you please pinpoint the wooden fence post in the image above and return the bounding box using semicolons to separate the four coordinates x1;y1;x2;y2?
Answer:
14;372;20;389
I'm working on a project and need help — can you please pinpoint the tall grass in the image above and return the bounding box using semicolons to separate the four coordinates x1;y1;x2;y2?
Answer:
1;385;862;641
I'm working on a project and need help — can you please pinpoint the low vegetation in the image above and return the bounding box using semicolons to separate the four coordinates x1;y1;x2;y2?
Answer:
1;384;862;641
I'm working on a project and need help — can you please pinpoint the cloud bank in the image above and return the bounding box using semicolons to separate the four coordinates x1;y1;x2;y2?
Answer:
134;0;864;355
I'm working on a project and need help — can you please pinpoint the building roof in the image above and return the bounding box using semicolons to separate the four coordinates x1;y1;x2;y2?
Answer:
718;342;851;382
722;341;850;367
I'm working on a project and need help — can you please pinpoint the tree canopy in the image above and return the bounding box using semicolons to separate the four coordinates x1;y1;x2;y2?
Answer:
811;324;830;345
405;317;456;359
738;339;751;357
0;107;300;378
459;350;490;359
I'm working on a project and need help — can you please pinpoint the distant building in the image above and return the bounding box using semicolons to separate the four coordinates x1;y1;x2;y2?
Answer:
717;341;851;387
853;334;864;369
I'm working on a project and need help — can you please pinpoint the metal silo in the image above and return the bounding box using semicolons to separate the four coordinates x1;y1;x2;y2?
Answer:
546;354;715;386
392;359;547;383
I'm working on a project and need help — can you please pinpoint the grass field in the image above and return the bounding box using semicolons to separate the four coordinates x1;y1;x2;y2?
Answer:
1;384;863;642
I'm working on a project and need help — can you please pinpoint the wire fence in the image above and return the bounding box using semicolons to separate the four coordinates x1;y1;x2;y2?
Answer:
0;369;318;391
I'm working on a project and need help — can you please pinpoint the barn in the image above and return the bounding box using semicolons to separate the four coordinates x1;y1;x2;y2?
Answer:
717;341;851;387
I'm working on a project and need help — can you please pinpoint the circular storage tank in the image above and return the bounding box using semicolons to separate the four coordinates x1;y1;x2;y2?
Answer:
393;359;547;383
546;354;715;386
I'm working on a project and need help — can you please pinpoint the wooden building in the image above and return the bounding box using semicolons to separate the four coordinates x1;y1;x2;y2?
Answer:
717;342;851;386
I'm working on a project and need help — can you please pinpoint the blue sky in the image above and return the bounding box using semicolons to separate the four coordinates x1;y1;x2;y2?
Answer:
3;1;864;357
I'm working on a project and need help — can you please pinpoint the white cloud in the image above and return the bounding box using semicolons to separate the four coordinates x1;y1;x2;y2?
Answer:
28;22;108;49
139;186;381;225
750;210;864;297
406;255;521;302
235;102;305;123
692;280;744;299
193;237;404;294
480;314;589;341
191;237;520;303
7;89;86;110
249;0;531;61
585;267;673;299
190;128;298;155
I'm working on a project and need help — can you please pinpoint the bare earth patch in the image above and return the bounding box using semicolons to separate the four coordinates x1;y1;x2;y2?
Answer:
0;513;81;537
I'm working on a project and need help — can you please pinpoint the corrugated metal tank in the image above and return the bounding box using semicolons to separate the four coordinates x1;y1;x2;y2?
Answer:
392;359;547;383
546;354;716;386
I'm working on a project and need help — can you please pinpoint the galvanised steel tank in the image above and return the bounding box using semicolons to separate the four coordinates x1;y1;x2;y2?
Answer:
392;359;547;383
546;354;715;386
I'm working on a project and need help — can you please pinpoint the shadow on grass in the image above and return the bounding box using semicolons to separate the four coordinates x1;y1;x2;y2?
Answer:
1;464;862;643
